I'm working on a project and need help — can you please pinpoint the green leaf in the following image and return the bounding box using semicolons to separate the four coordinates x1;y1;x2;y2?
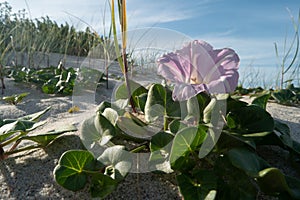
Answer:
226;96;248;113
0;120;37;134
168;119;188;134
97;101;112;113
217;131;256;150
0;121;19;135
114;80;147;100
272;120;300;155
272;89;295;104
285;175;300;199
165;87;181;118
176;171;217;200
80;116;107;158
136;93;148;112
149;132;174;173
19;106;51;121
251;92;270;110
20;124;77;146
186;92;210;122
2;92;30;105
94;112;116;145
214;155;258;199
257;168;289;195
170;126;206;169
149;150;173;173
274;119;290;136
0;131;16;143
150;131;174;152
117;116;159;140
226;105;274;134
54;150;97;191
97;145;132;181
102;108;118;126
144;84;166;122
90;173;118;198
42;78;59;94
227;148;269;177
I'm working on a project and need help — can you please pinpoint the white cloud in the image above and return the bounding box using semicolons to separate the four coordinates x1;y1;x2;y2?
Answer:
126;0;213;28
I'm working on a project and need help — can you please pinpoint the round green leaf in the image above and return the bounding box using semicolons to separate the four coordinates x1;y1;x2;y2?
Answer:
53;150;96;191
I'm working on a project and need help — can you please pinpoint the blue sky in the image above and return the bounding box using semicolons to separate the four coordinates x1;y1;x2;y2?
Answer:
7;0;300;86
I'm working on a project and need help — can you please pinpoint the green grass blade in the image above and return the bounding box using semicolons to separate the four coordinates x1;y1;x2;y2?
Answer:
111;0;125;74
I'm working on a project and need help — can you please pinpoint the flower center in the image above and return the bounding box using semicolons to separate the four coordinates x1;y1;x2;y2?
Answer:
190;77;200;84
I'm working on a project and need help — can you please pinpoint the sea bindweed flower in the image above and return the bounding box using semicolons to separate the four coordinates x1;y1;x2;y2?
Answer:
157;40;240;101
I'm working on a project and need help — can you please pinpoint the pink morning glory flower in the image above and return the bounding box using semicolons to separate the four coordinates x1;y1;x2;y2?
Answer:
157;40;240;101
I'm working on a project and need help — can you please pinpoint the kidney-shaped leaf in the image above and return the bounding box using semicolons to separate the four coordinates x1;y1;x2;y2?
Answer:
170;126;206;169
97;145;132;182
53;150;96;191
226;105;274;134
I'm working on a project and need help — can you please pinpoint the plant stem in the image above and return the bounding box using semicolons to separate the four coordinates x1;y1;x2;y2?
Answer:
0;132;23;147
163;115;168;131
120;0;136;113
130;144;147;153
123;51;137;113
4;145;41;156
8;139;21;152
111;0;136;113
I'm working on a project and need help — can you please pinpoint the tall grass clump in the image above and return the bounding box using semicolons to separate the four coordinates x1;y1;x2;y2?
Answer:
0;1;115;68
274;9;300;89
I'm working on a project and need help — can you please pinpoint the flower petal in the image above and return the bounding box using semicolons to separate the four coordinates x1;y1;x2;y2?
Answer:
157;52;191;83
172;83;207;101
206;70;239;93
